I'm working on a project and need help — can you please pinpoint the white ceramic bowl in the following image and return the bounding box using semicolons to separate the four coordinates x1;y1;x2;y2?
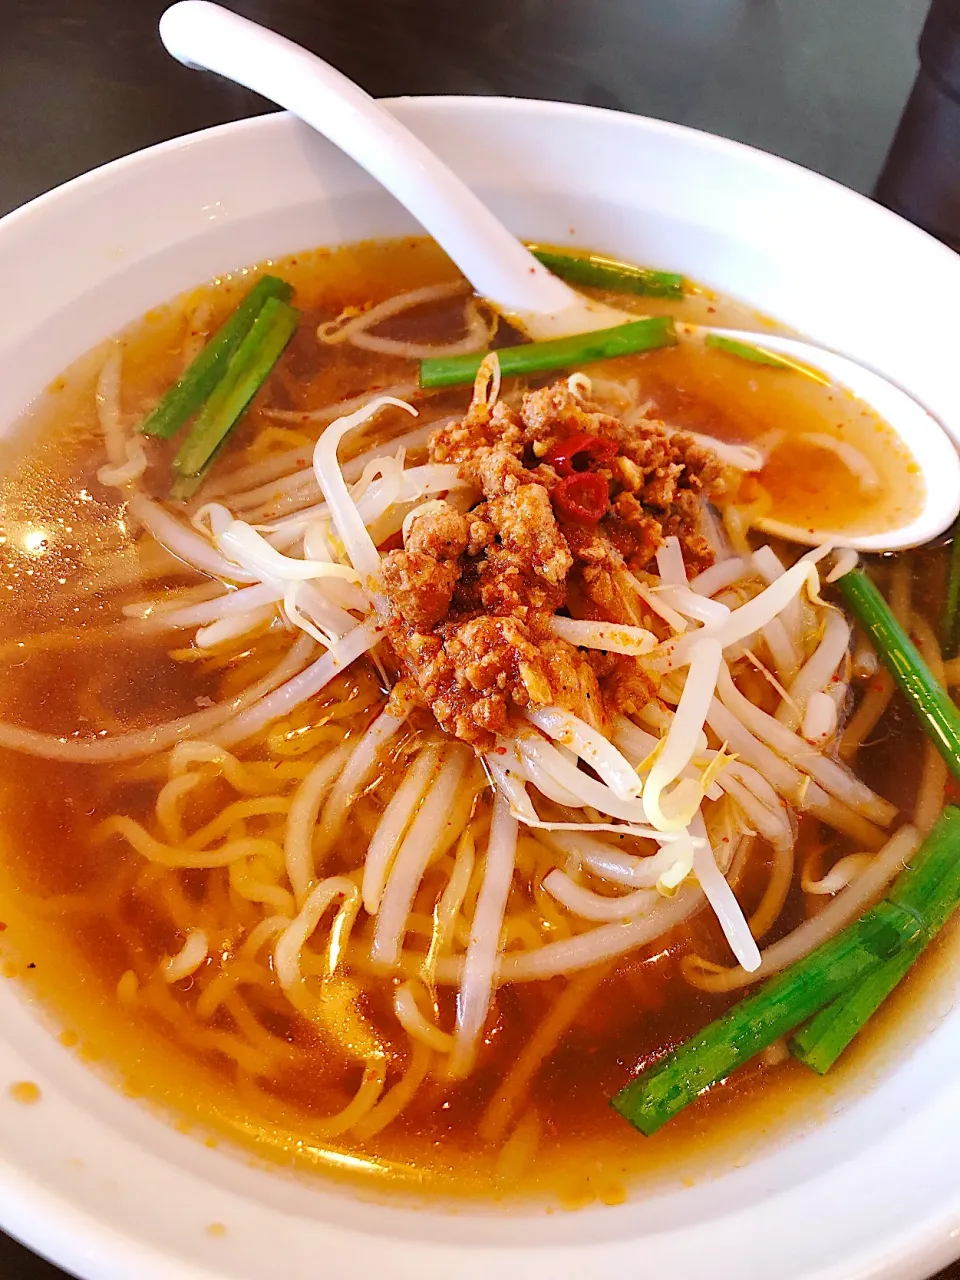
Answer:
2;99;960;1280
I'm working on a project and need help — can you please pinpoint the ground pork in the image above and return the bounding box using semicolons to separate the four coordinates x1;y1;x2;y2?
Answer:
384;612;604;747
404;502;468;560
381;374;724;749
520;381;623;456
380;551;461;631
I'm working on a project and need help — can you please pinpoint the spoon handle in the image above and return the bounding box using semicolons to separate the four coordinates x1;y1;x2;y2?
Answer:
159;1;581;327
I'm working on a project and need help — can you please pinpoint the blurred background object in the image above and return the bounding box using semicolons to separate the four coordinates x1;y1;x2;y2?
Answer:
875;0;960;249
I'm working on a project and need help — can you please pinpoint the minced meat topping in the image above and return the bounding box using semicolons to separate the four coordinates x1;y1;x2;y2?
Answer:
380;374;725;750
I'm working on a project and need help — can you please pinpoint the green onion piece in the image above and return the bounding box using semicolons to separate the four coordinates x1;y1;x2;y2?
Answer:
141;275;294;439
704;333;797;369
169;442;228;502
789;942;920;1074
419;316;677;389
529;247;684;298
171;297;300;490
838;569;960;783
792;805;960;1073
941;516;960;660
610;897;922;1136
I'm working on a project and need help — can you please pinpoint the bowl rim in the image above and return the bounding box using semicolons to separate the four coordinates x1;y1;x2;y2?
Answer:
7;92;955;260
2;94;960;1280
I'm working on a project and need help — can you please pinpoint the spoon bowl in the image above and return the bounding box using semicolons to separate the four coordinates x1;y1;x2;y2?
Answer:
678;325;960;551
158;0;960;552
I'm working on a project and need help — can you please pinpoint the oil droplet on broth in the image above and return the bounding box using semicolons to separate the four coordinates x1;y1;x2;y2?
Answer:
10;1081;41;1105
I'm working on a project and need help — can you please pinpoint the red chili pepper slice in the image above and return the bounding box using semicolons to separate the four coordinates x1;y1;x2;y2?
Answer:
546;432;618;476
553;472;609;523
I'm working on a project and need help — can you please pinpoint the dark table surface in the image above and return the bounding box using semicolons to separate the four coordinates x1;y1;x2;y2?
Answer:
0;0;955;1276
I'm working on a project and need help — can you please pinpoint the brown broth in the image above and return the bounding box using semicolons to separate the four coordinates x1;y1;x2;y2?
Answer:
0;237;948;1205
567;273;925;541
